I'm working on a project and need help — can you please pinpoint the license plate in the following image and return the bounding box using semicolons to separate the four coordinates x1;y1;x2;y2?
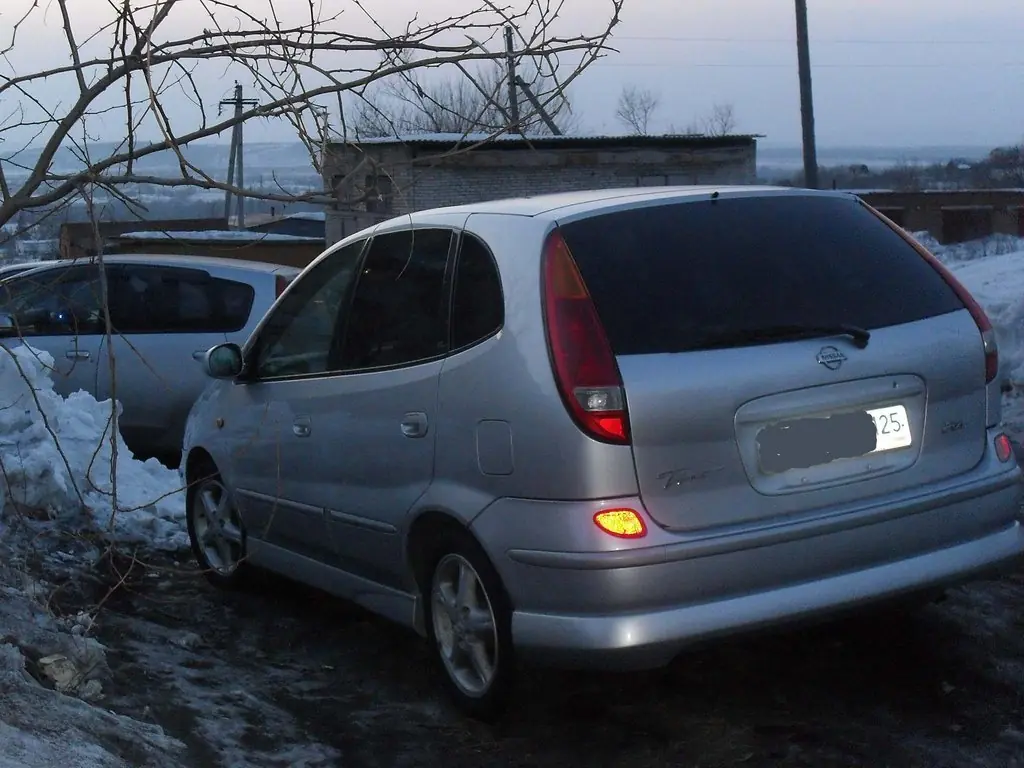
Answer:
865;404;912;453
756;404;912;474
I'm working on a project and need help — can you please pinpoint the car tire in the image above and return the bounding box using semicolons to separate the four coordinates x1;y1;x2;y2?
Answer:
186;461;250;590
423;529;516;721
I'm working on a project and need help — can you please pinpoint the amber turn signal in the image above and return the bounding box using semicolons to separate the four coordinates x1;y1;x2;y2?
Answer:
593;508;647;538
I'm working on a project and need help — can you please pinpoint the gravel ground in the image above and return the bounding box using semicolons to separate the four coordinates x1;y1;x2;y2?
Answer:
43;538;1024;768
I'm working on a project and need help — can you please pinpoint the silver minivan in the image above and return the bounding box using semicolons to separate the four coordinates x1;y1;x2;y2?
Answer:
182;187;1024;718
0;254;299;464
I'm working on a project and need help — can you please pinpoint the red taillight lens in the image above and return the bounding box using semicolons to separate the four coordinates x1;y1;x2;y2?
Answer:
275;274;292;298
870;206;998;384
542;229;630;444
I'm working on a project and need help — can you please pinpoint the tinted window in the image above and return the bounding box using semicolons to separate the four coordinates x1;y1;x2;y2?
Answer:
450;234;503;350
337;228;452;370
107;265;256;334
559;195;965;356
254;240;365;379
0;265;103;336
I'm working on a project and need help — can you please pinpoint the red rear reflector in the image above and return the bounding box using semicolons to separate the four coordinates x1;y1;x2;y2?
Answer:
995;433;1014;463
869;206;998;384
541;230;630;444
593;508;646;538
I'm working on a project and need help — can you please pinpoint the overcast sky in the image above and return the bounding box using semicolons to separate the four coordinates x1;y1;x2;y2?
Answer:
4;0;1022;150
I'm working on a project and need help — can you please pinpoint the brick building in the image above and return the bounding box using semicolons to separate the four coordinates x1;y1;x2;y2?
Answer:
321;132;759;245
855;189;1024;244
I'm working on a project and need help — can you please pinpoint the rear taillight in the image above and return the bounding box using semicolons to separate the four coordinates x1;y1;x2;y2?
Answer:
869;206;998;384
275;274;292;298
541;229;630;444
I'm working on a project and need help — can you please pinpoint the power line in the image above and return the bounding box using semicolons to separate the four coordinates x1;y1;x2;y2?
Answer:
593;61;1024;69
613;35;1020;45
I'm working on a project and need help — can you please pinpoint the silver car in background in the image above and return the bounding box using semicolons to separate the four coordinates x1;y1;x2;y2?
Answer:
182;186;1024;719
0;254;300;465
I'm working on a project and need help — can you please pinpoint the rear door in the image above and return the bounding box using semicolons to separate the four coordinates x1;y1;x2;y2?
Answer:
558;192;985;532
97;263;255;456
0;264;104;399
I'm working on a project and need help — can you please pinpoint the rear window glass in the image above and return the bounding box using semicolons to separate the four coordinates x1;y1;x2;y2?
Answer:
559;195;964;356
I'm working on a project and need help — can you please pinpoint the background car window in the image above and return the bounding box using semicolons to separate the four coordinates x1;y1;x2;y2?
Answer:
337;228;453;371
254;240;365;379
450;234;503;350
106;265;255;334
0;265;103;336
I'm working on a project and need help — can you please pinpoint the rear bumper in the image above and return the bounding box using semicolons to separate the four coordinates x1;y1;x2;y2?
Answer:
471;460;1024;671
513;520;1023;670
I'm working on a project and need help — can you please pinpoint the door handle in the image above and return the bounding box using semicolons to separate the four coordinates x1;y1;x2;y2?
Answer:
292;417;312;438
65;350;91;360
192;350;206;361
401;412;429;439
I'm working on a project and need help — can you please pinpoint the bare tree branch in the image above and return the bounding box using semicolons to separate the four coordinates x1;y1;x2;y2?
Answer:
0;0;622;228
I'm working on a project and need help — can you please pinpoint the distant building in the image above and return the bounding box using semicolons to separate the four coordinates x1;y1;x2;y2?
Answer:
855;189;1024;244
243;211;326;240
321;132;759;245
59;217;228;260
106;230;324;269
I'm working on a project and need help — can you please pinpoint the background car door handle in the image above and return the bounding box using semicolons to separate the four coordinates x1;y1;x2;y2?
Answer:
292;417;312;438
65;350;90;360
192;350;206;361
401;412;429;438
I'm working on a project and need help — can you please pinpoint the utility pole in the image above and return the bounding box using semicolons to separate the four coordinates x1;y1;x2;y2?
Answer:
219;82;258;227
504;26;521;134
794;0;819;189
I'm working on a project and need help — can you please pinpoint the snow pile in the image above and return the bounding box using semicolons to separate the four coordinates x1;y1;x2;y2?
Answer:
0;561;184;767
932;235;1024;386
0;343;187;551
913;231;1024;265
924;233;1024;437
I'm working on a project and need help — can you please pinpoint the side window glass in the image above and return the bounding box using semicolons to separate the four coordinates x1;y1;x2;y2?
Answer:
254;240;365;379
337;228;452;371
0;265;103;337
107;265;256;334
450;234;503;350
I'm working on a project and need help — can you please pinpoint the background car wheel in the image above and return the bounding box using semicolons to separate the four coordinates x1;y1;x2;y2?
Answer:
423;530;516;721
186;462;249;589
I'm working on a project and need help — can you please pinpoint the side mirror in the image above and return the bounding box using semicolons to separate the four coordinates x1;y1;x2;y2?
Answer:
202;343;244;379
0;312;14;331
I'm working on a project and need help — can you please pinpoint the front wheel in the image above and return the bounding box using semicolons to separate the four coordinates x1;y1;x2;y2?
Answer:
424;531;516;720
186;462;250;589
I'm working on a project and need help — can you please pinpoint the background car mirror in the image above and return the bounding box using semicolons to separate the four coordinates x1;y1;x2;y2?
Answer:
0;312;14;332
204;343;244;379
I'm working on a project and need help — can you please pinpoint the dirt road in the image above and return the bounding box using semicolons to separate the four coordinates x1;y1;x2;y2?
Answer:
59;548;1024;768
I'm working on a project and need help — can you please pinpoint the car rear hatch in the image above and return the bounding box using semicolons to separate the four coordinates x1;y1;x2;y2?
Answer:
554;192;994;533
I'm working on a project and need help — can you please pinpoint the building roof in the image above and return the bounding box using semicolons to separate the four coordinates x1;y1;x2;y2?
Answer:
60;217;228;238
328;131;761;151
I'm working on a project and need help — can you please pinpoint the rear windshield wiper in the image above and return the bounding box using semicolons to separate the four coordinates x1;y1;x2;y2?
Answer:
689;323;871;351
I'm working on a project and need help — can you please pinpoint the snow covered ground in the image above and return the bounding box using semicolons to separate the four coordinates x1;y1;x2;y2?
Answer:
929;233;1024;436
1;232;1024;766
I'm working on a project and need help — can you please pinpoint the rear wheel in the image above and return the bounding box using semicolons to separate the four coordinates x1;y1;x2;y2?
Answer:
186;462;249;589
423;530;515;720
